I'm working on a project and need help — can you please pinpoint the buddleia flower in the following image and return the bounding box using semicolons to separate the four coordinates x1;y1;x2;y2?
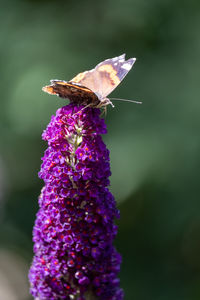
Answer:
29;104;123;300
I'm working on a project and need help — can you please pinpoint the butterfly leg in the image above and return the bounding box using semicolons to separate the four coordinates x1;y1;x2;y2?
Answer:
97;98;115;108
100;106;107;117
73;103;94;116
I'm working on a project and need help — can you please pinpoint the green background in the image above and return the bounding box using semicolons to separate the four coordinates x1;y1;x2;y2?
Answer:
0;0;200;299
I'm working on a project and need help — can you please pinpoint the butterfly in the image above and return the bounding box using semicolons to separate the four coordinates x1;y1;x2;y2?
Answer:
42;54;136;108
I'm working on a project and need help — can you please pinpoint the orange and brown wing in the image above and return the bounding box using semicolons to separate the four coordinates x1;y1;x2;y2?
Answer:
70;69;99;96
42;80;99;105
70;54;136;99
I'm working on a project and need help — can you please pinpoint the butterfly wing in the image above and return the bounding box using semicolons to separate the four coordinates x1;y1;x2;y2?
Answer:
70;67;99;96
70;54;136;99
42;80;99;105
42;80;93;98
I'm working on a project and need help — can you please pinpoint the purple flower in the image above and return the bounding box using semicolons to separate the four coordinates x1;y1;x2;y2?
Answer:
29;104;123;299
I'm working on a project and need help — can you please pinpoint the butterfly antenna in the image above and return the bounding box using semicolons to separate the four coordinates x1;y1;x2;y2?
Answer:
110;98;142;104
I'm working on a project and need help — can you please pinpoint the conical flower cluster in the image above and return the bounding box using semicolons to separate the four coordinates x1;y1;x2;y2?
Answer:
29;104;123;300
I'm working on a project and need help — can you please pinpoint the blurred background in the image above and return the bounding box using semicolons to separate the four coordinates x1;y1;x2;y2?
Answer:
0;0;200;299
